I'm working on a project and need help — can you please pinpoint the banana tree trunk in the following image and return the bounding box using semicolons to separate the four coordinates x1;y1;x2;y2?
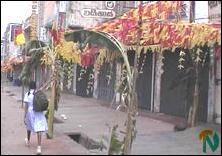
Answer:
123;20;140;156
122;2;142;154
123;108;133;154
191;81;199;126
47;64;57;139
21;44;25;108
123;69;138;155
188;63;199;127
22;82;24;108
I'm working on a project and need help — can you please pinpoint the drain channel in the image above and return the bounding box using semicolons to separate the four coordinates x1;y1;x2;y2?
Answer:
67;133;105;150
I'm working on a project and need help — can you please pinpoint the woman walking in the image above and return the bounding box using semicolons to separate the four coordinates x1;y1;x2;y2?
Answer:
24;81;48;154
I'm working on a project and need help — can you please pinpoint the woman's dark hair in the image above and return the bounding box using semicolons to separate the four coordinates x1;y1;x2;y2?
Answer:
28;81;36;95
29;81;36;90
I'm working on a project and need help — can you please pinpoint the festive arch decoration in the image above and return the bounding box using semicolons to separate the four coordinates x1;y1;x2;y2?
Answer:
63;29;133;87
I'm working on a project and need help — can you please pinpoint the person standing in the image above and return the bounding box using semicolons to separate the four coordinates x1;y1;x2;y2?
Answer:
24;81;48;154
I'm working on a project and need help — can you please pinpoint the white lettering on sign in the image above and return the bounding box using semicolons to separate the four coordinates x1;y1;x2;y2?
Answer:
80;8;115;18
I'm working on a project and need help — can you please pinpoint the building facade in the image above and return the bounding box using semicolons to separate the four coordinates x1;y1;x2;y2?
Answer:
32;1;221;124
208;1;221;124
65;1;136;98
3;23;22;59
66;1;135;29
1;40;5;61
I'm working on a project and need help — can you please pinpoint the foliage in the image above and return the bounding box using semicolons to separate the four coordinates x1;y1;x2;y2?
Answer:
19;49;44;84
92;1;220;49
23;40;46;56
59;60;74;91
108;125;123;155
19;62;32;85
95;48;121;71
55;41;81;64
19;40;47;84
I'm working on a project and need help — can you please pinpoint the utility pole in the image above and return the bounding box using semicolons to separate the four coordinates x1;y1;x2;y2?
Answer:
189;1;195;23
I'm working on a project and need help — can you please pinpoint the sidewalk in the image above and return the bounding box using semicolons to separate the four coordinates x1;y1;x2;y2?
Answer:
1;82;221;155
1;83;89;155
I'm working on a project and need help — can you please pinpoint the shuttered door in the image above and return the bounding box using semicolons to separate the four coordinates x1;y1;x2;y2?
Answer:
97;62;116;102
160;50;209;122
136;51;153;110
76;65;94;97
160;51;190;118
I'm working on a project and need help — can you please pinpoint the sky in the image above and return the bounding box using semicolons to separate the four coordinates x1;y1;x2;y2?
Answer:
1;1;32;40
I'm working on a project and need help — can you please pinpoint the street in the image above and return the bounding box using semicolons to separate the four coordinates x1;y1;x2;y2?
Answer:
1;1;221;155
1;82;221;155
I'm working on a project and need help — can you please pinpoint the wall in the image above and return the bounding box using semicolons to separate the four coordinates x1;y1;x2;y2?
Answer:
42;1;57;26
208;1;221;124
66;1;135;29
215;57;221;124
4;23;21;58
66;1;104;28
208;1;221;23
1;41;5;61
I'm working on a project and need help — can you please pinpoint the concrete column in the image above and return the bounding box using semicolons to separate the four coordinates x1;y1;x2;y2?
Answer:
73;64;77;94
207;49;215;122
215;58;221;124
93;69;99;99
153;52;164;113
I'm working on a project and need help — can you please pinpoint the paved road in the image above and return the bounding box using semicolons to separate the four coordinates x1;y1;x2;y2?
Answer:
1;83;221;155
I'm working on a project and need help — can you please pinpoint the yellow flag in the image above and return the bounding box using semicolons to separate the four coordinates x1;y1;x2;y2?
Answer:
16;33;26;45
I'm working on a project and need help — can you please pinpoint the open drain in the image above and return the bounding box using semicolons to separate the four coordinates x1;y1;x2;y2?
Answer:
67;133;106;150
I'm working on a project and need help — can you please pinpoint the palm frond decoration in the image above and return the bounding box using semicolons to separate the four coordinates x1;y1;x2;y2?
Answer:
19;40;47;84
65;30;123;53
22;40;47;56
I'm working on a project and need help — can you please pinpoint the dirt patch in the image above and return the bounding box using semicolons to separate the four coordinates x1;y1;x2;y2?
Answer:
8;93;15;96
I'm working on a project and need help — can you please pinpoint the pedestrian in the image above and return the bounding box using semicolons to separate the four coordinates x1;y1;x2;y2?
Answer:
24;81;48;154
